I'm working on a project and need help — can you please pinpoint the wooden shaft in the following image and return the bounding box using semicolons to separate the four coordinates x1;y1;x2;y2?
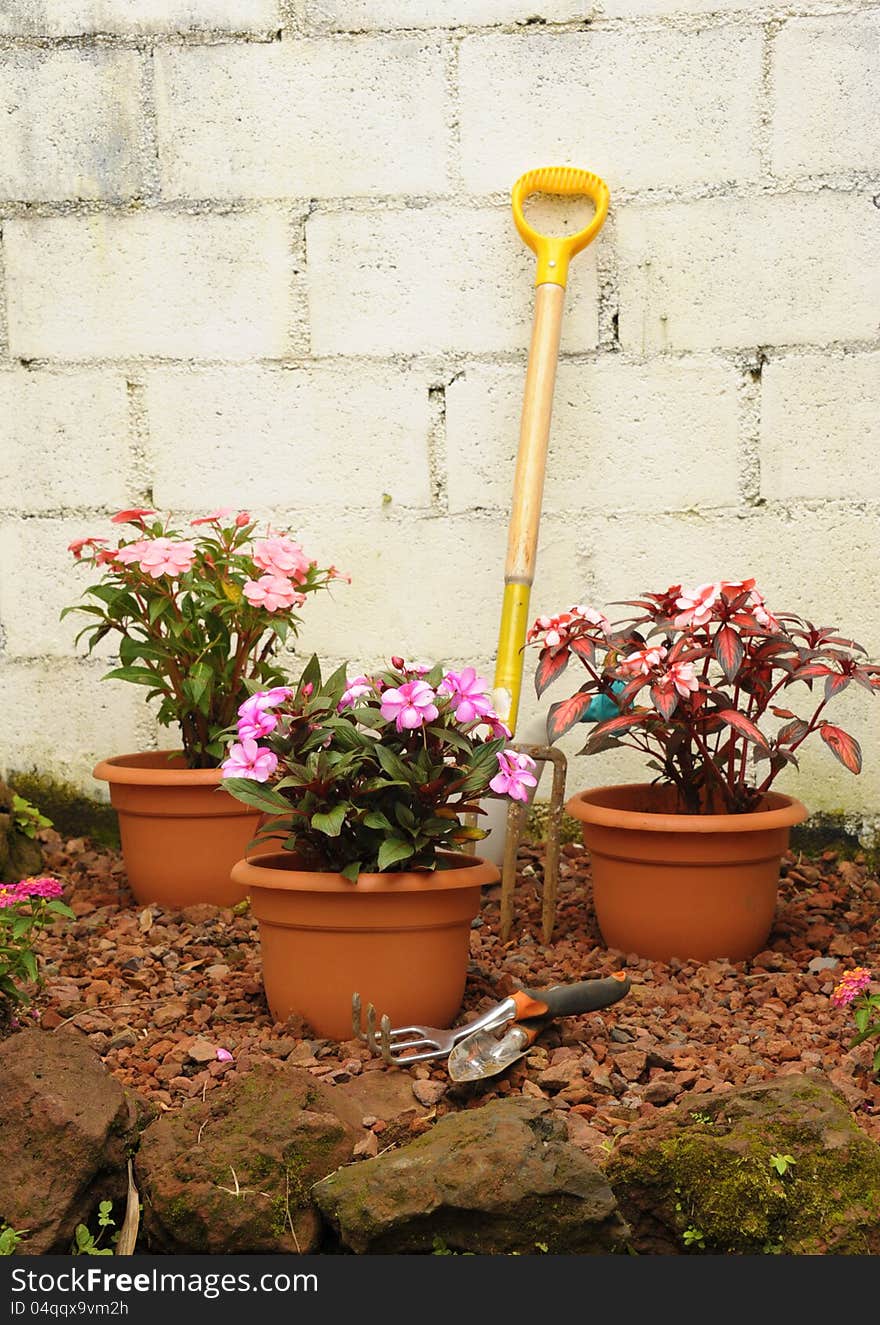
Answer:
504;282;566;584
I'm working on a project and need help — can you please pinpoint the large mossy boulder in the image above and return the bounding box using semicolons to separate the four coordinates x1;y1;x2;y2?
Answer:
137;1063;362;1253
607;1073;880;1254
314;1096;629;1254
0;1029;137;1253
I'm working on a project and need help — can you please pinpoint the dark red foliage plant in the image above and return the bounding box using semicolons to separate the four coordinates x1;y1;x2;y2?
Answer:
529;579;880;815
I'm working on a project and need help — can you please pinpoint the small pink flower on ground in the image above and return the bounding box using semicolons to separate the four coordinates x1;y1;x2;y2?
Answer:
339;676;373;710
136;538;197;579
68;536;109;560
190;508;233;526
253;535;311;582
243;574;306;613
440;667;494;723
490;750;538;802
216;1048;234;1063
380;680;439;731
831;966;872;1007
221;739;278;782
674;582;721;628
110;508;155;525
618;645;668;677
115;539;150;566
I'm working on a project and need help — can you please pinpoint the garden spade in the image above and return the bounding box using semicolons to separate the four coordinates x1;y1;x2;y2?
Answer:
447;972;630;1082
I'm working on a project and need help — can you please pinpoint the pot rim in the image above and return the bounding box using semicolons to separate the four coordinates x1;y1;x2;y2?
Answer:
93;751;222;787
231;848;499;894
566;783;808;834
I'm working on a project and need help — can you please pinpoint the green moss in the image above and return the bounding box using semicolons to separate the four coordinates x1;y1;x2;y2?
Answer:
609;1098;880;1254
9;770;120;849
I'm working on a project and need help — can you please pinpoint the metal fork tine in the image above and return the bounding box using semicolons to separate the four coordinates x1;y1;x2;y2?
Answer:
366;1002;378;1050
379;1014;393;1065
352;992;364;1042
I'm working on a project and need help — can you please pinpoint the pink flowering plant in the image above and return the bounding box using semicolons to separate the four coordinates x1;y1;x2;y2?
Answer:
831;967;880;1078
0;876;73;1006
221;655;535;879
65;508;344;767
530;580;879;814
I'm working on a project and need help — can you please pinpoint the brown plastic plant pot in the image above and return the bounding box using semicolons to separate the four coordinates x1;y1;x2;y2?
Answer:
93;751;265;910
566;783;808;963
230;849;500;1041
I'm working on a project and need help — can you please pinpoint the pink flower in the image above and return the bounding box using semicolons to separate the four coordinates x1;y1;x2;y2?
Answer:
527;604;608;648
242;574;306;613
379;680;439;731
95;548;119;566
674;583;721;628
0;877;64;907
235;511;251;528
440;667;494;723
68;536;109;560
339;676;373;710
216;1048;234;1063
253;535;312;583
110;508;155;525
721;578;756;598
115;539;150;566
236;688;293;740
135;538;197;579
665;660;700;698
747;587;780;631
618;645;668;677
490;750;538;802
221;739;278;782
191;508;233;526
831;967;872;1008
328;565;352;584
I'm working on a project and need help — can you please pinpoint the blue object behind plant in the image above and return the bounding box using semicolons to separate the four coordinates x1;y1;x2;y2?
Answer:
580;682;624;724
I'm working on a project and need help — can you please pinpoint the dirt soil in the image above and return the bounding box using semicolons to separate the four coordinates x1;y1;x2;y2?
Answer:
24;831;880;1153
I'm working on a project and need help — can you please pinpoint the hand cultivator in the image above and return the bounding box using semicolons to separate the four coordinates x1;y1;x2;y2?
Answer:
353;972;630;1081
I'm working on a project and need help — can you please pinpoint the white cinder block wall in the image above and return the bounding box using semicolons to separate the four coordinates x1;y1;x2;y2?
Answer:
0;0;879;833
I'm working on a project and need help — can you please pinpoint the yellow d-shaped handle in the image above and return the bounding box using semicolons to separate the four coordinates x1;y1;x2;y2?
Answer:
511;165;610;287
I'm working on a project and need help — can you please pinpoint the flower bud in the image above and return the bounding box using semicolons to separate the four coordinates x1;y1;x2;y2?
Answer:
235;511;251;528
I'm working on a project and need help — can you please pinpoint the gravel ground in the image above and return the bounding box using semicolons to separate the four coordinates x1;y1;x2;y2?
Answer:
26;830;880;1154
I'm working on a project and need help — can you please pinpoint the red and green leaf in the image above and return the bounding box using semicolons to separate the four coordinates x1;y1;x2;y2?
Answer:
570;636;597;667
714;625;744;682
824;672;850;701
820;724;862;774
776;717;809;747
546;688;596;743
580;711;651;755
650;684;678;721
535;645;570;698
716;709;769;748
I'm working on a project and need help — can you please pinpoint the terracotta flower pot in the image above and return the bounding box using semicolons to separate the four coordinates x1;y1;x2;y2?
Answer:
230;849;500;1040
94;752;263;909
566;783;808;963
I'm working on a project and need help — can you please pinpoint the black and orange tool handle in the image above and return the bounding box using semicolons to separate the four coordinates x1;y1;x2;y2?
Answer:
514;972;631;1020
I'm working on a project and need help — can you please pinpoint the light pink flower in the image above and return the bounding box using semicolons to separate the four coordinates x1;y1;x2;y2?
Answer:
115;539;150;566
674;583;720;629
831;966;872;1008
490;750;538;802
242;574;306;613
527;604;608;648
747;586;780;631
721;578;756;597
339;676;373;710
236;688;293;740
221;739;278;782
136;538;197;579
68;536;109;560
216;1048;234;1063
618;645;668;677
190;508;233;526
664;660;700;698
252;535;312;583
440;667;494;723
379;680;439;731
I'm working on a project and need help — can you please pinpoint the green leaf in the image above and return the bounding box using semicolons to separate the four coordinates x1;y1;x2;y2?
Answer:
341;861;361;882
363;811;393;831
377;838;413;871
375;745;414;783
20;951;37;982
310;805;347;837
101;665;159;688
222;778;290;815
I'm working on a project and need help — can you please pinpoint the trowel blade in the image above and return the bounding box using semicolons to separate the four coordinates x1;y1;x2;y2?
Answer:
447;1024;532;1082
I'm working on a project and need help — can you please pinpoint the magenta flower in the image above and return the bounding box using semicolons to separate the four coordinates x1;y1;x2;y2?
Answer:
221;739;278;782
243;574;306;613
253;535;312;583
236;688;293;740
0;876;64;907
216;1048;234;1063
339;676;373;710
490;751;538;802
380;680;439;731
129;537;197;579
190;508;233;526
440;667;494;723
831;967;872;1007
